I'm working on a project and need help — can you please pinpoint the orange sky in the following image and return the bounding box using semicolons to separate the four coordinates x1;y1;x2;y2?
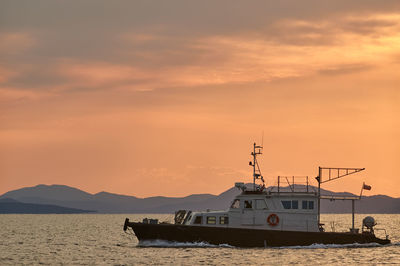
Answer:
1;0;400;198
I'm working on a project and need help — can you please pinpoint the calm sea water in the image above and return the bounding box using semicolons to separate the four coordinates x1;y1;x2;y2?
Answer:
1;214;399;265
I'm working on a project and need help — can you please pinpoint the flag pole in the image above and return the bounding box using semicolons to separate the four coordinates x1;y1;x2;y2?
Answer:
351;199;355;233
359;182;364;199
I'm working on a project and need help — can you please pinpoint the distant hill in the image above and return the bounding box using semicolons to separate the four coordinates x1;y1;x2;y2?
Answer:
0;198;95;214
0;184;399;214
0;184;217;213
321;194;400;213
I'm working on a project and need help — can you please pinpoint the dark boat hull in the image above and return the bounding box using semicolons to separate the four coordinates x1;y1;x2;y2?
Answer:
124;220;390;247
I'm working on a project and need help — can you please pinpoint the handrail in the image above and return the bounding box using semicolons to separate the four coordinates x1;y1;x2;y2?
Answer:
270;176;314;193
374;228;389;240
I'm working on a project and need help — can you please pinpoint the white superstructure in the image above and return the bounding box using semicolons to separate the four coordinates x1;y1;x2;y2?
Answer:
179;143;319;232
186;193;318;232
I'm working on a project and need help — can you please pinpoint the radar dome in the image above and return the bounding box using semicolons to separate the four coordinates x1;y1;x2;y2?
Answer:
363;216;376;229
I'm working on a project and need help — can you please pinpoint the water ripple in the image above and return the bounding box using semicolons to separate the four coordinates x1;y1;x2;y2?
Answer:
0;214;399;265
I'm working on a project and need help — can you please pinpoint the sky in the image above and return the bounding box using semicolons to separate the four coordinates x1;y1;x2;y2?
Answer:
1;0;399;198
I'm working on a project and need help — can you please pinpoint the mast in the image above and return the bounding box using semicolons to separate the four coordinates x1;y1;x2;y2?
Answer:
250;142;264;190
317;167;321;227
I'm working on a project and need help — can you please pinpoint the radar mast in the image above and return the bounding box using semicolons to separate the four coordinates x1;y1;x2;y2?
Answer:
249;142;265;191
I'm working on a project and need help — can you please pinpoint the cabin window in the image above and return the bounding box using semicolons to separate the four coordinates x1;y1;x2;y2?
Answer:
282;201;291;209
302;200;314;209
231;199;240;209
255;199;268;210
194;216;202;224
219;216;229;224
281;200;299;209
244;200;253;209
207;216;216;224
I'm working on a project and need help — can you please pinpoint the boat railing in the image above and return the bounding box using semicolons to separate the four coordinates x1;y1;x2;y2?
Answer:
373;228;389;240
268;176;317;194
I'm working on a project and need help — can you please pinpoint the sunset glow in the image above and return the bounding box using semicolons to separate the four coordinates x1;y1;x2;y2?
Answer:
1;0;399;198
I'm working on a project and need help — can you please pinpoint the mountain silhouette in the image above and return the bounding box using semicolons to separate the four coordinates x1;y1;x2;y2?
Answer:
0;197;95;214
1;184;399;213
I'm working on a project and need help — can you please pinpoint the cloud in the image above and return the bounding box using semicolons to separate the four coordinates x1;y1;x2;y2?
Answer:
0;32;36;55
0;66;17;83
318;63;374;76
2;10;399;98
340;14;400;36
0;87;54;103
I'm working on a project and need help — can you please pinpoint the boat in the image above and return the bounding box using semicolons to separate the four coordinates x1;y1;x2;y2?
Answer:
123;143;391;247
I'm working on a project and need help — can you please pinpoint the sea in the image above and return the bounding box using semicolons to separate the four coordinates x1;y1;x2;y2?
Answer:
1;214;399;265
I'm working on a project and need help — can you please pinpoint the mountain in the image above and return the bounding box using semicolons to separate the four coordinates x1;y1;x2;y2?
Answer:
0;197;95;214
0;184;399;214
0;184;217;213
321;194;400;213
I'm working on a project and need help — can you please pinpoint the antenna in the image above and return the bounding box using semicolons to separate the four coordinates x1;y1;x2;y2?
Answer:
315;167;365;228
316;167;365;184
261;130;264;148
251;142;264;191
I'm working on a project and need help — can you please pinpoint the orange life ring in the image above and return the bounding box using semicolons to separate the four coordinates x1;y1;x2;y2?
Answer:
267;213;279;226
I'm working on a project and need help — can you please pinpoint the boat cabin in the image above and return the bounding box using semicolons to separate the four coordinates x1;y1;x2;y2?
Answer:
182;180;319;232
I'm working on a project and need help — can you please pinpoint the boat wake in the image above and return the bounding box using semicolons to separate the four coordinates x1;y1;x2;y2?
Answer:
137;240;398;249
276;242;389;249
137;240;233;248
